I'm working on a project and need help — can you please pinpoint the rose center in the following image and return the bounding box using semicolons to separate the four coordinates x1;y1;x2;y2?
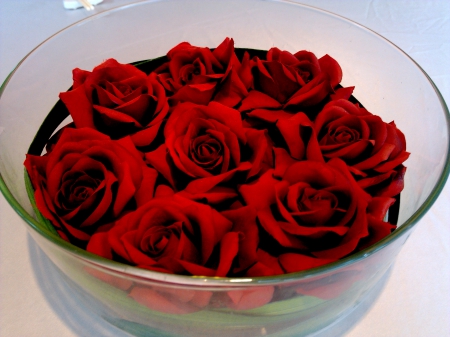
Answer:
298;189;337;211
98;80;135;102
59;173;102;211
288;185;342;227
327;125;360;144
297;68;312;83
141;222;182;258
179;59;206;85
113;82;133;96
190;134;223;170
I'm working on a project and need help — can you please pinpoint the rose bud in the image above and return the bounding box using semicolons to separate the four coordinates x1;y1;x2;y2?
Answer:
240;48;342;111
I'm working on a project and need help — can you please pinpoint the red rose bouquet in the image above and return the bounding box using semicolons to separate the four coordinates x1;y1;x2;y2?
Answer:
24;37;409;279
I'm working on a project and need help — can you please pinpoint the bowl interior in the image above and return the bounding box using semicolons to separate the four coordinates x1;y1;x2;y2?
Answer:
0;0;449;284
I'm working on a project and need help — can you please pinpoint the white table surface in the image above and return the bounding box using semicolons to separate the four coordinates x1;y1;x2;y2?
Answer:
1;1;449;336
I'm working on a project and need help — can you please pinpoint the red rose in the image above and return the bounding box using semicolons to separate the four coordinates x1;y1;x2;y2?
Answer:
24;128;158;244
240;48;342;111
87;187;259;276
315;99;410;197
155;38;252;107
59;59;169;147
240;159;395;264
126;204;262;313
145;102;271;199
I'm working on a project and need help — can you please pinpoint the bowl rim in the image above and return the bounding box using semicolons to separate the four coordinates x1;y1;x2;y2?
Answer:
1;0;449;286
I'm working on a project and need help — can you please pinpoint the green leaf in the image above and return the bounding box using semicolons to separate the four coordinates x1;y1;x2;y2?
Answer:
104;318;178;337
232;294;325;316
24;169;58;235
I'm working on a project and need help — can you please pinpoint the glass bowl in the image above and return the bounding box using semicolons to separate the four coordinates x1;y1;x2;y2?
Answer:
0;0;449;336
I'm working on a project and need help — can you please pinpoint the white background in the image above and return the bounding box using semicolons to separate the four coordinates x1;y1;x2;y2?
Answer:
0;1;449;336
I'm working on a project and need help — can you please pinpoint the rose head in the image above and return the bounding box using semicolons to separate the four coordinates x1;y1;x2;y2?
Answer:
240;158;396;267
155;38;252;107
145;101;271;198
315;99;410;197
59;59;169;147
24;128;157;245
242;48;342;111
87;187;259;277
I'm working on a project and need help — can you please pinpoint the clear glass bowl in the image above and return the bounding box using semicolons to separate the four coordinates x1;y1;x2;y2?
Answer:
0;1;449;336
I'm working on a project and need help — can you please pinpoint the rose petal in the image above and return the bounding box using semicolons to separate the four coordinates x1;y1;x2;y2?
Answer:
59;86;96;128
279;253;336;273
239;90;283;112
318;54;343;87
